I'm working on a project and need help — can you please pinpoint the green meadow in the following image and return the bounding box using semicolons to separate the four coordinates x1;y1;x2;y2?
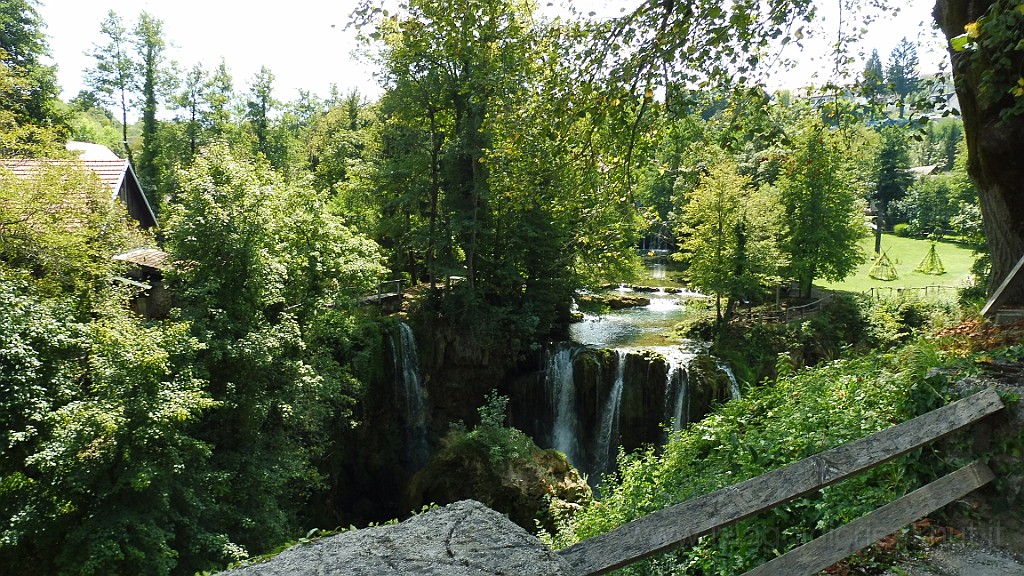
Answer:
818;234;979;294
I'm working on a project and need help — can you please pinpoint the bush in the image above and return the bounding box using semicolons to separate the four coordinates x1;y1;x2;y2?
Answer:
893;222;912;237
865;294;958;348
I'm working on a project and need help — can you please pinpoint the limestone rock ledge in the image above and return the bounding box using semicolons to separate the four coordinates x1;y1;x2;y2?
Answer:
219;500;571;576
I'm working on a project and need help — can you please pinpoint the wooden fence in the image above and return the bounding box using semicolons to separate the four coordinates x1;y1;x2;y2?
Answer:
865;285;959;300
743;294;834;324
557;388;1004;576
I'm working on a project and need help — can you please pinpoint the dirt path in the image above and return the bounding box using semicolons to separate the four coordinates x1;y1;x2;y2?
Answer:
885;541;1024;575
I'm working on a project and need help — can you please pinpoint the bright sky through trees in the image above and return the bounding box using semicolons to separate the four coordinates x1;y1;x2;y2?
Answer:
38;0;944;110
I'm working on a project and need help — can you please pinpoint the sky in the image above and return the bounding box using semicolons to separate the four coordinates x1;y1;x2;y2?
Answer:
36;0;947;111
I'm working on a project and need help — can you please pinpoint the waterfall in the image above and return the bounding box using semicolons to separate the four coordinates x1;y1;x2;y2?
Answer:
595;349;627;477
395;322;429;469
655;346;698;433
546;345;579;466
666;361;688;433
718;362;742;400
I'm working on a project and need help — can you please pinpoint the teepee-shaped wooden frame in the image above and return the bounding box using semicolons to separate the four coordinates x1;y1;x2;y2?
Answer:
914;243;946;275
869;250;899;281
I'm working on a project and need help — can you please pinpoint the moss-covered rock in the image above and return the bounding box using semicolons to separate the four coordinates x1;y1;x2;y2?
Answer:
404;428;592;534
577;293;651;310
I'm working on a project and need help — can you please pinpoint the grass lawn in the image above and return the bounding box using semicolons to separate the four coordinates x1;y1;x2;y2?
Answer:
818;234;979;294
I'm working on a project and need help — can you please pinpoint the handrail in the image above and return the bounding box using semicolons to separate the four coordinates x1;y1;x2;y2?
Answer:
741;461;994;576
866;285;959;300
557;388;1004;576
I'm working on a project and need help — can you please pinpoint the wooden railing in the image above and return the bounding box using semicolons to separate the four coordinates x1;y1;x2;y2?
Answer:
865;285;959;300
742;294;834;324
376;279;403;300
359;279;403;308
557;388;1004;576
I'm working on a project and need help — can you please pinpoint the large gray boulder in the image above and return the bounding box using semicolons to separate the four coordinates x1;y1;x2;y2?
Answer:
220;500;572;575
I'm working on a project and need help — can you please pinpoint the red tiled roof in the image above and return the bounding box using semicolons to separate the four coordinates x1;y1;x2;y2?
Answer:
0;158;128;200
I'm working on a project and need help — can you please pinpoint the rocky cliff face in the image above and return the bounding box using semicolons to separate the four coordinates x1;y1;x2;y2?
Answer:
504;346;733;482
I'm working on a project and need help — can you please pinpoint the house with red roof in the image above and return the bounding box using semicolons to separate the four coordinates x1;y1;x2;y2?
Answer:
0;142;158;230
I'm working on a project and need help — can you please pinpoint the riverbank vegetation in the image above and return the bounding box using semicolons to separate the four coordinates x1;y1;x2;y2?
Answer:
549;320;1024;575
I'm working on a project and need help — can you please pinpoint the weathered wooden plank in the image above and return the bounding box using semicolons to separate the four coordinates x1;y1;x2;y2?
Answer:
741;461;995;576
981;251;1024;317
558;388;1003;576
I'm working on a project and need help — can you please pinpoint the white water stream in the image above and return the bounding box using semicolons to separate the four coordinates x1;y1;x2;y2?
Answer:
395;322;429;469
547;345;580;467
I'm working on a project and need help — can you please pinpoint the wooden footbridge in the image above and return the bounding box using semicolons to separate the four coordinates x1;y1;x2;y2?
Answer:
359;279;404;312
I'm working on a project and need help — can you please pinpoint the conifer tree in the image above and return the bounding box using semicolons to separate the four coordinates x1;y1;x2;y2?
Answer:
886;38;920;117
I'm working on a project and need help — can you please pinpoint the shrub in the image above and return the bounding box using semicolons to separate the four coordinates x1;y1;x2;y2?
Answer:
893;222;912;237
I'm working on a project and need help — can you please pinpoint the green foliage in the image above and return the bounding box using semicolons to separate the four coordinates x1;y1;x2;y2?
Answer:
68;99;127;154
361;0;644;338
244;66;292;169
908;119;963;170
713;293;955;385
0;161;149;302
888;169;974;236
862;49;886;104
677;153;784;322
951;0;1024;120
864;294;958;348
777;118;868;297
0;274;217;575
554;339;958;574
0;0;68;135
471;391;534;466
873;126;914;211
133;11;173;197
160;144;388;568
85;11;134;159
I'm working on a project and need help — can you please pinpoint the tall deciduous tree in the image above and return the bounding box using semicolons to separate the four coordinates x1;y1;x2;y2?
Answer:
164;145;385;558
678;155;784;324
0;0;66;135
205;58;235;140
778;119;866;298
173;63;208;162
245;66;277;162
365;0;539;291
85;10;135;160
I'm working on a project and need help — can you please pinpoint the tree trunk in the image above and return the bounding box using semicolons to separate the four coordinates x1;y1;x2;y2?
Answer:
934;0;1024;302
874;206;885;255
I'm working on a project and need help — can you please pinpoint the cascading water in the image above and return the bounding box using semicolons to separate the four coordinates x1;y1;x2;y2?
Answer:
719;362;742;399
546;345;580;467
665;359;689;433
650;345;700;434
594;349;627;477
395;322;429;469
